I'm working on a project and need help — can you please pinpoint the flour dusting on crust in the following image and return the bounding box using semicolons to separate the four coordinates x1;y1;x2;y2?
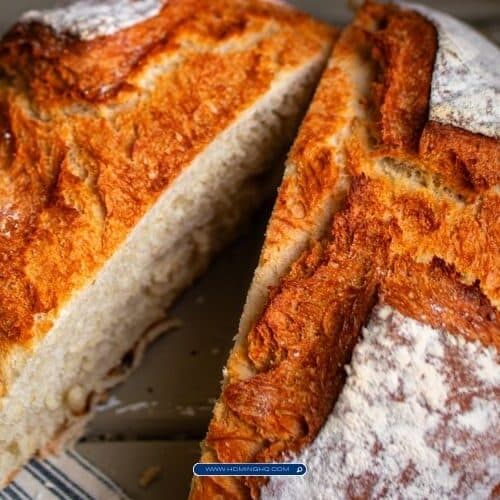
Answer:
407;3;500;138
21;0;165;41
262;305;500;499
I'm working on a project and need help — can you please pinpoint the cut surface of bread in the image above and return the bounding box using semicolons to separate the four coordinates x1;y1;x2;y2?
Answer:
0;0;334;483
192;2;500;498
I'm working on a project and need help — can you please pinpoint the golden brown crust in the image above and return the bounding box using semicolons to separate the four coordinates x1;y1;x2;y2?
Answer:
420;121;500;191
195;3;500;498
383;255;499;349
0;0;329;108
0;1;333;369
369;2;437;152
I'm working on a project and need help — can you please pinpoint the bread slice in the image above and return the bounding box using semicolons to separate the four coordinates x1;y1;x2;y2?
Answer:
192;2;500;498
0;0;334;484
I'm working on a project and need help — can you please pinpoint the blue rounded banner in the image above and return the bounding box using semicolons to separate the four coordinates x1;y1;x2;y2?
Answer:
193;463;307;477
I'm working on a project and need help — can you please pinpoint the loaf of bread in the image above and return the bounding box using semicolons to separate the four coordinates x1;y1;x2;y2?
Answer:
0;0;334;484
192;2;499;498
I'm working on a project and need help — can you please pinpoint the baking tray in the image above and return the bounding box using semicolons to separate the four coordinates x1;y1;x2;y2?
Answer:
1;1;499;498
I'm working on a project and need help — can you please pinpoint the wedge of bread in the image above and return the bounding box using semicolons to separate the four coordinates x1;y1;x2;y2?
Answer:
192;2;500;498
0;0;334;484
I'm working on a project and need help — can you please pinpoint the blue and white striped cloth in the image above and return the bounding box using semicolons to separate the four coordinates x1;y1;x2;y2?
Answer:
0;451;129;500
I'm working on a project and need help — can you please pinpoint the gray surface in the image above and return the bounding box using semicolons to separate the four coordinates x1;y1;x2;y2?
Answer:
0;1;498;500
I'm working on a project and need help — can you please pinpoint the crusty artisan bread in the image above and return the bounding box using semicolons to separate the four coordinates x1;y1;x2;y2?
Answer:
0;0;334;483
192;2;500;498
